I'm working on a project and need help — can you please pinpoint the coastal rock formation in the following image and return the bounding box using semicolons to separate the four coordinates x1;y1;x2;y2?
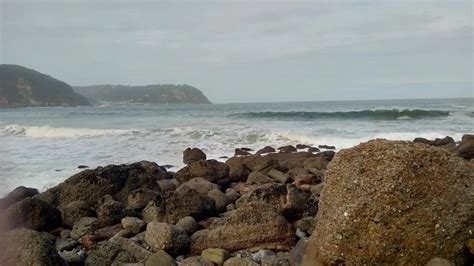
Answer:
300;139;474;265
74;84;211;104
456;134;474;160
0;64;90;107
175;160;229;185
190;203;295;254
35;161;164;207
183;148;207;164
0;228;65;265
3;197;62;231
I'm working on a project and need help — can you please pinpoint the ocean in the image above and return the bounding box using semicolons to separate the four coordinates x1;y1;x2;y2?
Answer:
0;98;473;196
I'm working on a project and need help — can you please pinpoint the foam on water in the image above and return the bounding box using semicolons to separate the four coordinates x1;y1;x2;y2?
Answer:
0;98;473;196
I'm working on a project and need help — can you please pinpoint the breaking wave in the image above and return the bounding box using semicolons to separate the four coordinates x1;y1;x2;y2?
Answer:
230;109;452;120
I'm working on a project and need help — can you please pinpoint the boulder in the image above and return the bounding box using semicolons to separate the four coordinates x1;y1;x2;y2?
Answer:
122;217;146;234
224;257;259;266
0;228;65;265
303;156;328;170
142;186;215;224
256;146;276;154
207;189;230;213
246;171;274;185
190;203;295;254
158;179;180;192
144;222;190;256
243;155;280;175
183;147;207;164
127;188;160;210
60;200;95;227
318;144;335;149
236;183;309;220
85;241;121;266
181;256;215;266
278;145;297;153
0;186;38;210
225;156;250;182
301;139;474;265
35;161;164;207
176;216;199;235
4;197;62;231
178;177;220;197
96;199;127;227
268;169;290;183
146;250;176;266
175;160;229;185
307;147;320;153
276;152;314;170
235;148;252;156
70;217;99;240
110;236;153;263
456;134;474;160
296;144;311;150
201;248;229;265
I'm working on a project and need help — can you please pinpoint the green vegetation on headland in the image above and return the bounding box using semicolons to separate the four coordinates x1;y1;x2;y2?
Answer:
0;64;212;107
0;65;90;107
74;84;212;104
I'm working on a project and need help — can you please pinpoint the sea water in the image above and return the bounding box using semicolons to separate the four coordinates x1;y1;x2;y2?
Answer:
0;98;473;195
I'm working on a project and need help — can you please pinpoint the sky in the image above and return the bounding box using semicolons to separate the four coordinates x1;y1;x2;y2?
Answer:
0;0;472;103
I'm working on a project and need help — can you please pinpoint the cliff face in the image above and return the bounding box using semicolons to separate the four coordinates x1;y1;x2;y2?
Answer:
74;84;212;104
0;65;90;107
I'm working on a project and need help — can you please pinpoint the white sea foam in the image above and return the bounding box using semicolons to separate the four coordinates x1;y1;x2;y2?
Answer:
0;124;131;138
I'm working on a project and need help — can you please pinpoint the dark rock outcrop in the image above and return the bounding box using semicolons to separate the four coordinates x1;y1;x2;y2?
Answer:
301;139;474;265
183;148;207;164
35;161;164;207
0;186;38;210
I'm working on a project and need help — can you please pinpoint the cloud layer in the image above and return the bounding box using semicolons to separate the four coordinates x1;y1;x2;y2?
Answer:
1;0;472;102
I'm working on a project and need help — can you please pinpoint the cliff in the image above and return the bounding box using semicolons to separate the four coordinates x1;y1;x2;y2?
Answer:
0;65;90;107
74;84;212;104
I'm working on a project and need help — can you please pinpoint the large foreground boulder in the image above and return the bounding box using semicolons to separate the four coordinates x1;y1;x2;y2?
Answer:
190;203;295;254
300;139;474;265
4;197;62;231
0;228;65;265
35;161;164;207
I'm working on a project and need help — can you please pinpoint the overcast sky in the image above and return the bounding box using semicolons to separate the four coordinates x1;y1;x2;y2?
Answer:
1;0;472;103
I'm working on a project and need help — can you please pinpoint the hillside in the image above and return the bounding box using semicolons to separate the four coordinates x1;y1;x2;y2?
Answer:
74;84;212;104
0;65;90;107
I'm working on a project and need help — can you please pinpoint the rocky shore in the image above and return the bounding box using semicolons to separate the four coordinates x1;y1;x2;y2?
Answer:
0;135;473;265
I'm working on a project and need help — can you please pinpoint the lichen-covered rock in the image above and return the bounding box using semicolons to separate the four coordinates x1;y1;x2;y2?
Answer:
121;217;146;234
236;183;309;220
127;188;160;210
143;186;215;224
71;217;99;240
176;216;199;235
183;147;207;164
175;160;229;185
85;241;121;266
144;222;190;256
145;250;176;266
4;197;62;231
178;178;220;197
96;200;127;227
207;189;230;213
190;203;295;254
35;161;164;207
0;228;65;265
224;257;259;266
301;139;474;265
60;200;95;227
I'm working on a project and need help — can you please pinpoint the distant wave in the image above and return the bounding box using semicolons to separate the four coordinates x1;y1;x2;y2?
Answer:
229;109;452;120
0;124;130;138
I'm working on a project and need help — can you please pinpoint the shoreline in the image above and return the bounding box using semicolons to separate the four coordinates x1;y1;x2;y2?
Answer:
0;135;473;265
